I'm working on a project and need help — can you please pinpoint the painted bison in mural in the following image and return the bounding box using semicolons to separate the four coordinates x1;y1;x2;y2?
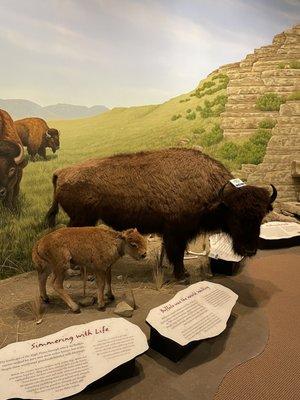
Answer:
46;148;277;279
0;109;27;210
15;117;60;161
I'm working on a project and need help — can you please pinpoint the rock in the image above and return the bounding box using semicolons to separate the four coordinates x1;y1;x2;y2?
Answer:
192;145;204;152
279;202;300;218
114;301;134;318
263;210;299;223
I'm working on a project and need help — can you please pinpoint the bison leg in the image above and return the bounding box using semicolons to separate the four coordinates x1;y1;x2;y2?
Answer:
95;270;106;311
105;266;115;302
52;272;81;313
163;232;189;280
38;147;47;160
38;269;51;303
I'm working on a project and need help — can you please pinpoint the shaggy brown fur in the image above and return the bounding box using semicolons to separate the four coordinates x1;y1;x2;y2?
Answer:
0;109;27;210
15;117;60;161
46;148;277;279
32;227;147;313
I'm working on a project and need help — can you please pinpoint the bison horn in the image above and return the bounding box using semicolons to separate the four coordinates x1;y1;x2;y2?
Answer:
46;130;51;138
269;184;277;203
218;182;229;200
14;143;24;165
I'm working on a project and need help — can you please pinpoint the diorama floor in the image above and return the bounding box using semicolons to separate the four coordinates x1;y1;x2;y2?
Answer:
0;239;299;400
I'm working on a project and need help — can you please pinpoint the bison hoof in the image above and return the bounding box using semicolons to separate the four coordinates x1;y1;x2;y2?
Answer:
97;305;106;311
105;294;115;301
72;307;81;314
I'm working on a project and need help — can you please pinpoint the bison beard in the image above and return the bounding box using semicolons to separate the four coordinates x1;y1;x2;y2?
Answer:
46;148;276;280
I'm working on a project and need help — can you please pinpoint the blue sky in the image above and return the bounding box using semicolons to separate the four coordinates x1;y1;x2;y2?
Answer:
0;0;298;108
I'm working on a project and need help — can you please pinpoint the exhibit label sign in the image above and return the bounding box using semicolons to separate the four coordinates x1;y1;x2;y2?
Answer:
146;281;238;346
260;221;300;240
0;318;148;400
209;233;243;262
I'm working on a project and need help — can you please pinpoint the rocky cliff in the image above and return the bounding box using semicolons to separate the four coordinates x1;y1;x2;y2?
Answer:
213;25;300;203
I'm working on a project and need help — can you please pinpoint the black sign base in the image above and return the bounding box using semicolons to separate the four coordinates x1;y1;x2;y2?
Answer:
148;326;199;362
210;258;241;276
258;236;300;250
85;358;137;390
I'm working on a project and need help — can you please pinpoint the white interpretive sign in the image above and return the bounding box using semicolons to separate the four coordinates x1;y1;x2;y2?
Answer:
209;233;243;262
260;221;300;240
146;281;238;346
0;318;148;400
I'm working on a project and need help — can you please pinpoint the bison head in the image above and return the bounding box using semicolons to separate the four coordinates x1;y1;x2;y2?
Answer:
0;140;26;199
45;129;60;153
217;183;277;257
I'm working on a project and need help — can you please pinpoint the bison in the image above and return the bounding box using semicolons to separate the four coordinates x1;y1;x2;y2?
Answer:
15;117;60;161
33;227;147;313
46;148;277;280
0;109;27;210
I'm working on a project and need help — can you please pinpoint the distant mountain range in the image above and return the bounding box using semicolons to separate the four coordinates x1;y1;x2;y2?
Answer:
0;99;109;120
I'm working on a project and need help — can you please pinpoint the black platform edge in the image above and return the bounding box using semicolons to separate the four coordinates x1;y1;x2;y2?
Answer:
84;357;137;391
258;236;300;250
209;257;241;276
147;324;199;362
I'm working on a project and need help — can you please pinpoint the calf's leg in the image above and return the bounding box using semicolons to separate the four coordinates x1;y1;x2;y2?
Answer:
38;268;51;303
95;270;106;311
105;266;115;301
52;272;81;313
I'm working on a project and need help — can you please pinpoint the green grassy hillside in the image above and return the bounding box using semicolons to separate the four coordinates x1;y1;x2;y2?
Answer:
0;72;269;278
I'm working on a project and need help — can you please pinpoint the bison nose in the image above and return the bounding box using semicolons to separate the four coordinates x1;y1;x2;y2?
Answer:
0;188;7;198
140;252;147;259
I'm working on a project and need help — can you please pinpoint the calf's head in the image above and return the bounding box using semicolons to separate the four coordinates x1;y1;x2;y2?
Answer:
121;228;147;260
0;140;25;199
46;129;60;153
218;183;277;257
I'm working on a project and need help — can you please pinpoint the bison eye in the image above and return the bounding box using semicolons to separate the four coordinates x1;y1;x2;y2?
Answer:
8;167;16;177
129;242;138;248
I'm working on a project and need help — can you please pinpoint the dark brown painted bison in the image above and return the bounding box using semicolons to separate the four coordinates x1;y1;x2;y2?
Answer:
46;148;277;279
0;109;27;210
15;117;60;161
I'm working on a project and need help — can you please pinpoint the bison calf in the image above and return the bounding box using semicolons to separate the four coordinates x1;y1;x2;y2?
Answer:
32;227;147;313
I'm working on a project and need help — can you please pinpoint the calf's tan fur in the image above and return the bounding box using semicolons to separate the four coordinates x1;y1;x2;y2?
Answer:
32;227;147;313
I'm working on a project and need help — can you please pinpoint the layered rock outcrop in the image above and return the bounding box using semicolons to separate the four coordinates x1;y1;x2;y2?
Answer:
214;25;300;202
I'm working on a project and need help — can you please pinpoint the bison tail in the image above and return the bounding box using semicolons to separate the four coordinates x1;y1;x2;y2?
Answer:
32;241;48;272
45;173;59;228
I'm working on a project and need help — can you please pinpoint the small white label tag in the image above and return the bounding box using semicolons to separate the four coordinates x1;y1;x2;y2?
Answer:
229;178;246;188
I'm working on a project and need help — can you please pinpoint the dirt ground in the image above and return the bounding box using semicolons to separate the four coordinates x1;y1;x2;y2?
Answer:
0;235;210;345
0;235;276;400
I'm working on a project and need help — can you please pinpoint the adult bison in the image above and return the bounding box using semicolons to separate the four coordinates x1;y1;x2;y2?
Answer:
46;148;277;279
15;117;60;161
0;109;27;210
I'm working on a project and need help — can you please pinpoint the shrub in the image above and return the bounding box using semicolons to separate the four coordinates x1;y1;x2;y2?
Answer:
213;104;226;116
218;142;239;160
258;118;276;129
179;98;190;103
186;108;192;113
277;62;285;69
186;111;196;120
256;93;285;111
171;114;182;121
193;127;205;135
290;60;300;69
237;129;272;165
287;91;300;101
200;124;223;147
